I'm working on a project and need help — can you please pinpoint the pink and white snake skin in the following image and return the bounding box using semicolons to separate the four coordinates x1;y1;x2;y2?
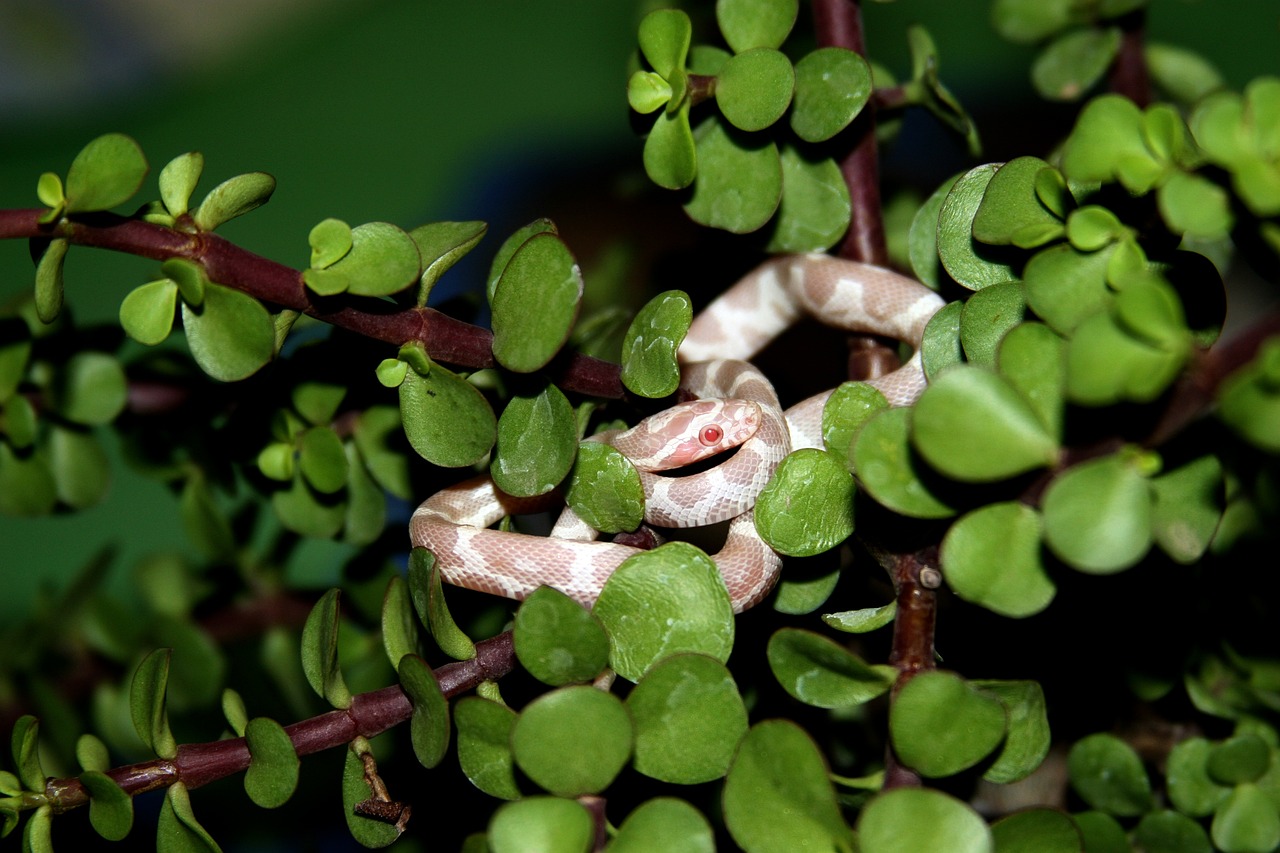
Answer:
410;253;945;612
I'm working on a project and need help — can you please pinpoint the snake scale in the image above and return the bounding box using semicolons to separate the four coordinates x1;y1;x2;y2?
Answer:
410;253;945;612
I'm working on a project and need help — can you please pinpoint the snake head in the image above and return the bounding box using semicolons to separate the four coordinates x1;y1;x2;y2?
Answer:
619;397;762;472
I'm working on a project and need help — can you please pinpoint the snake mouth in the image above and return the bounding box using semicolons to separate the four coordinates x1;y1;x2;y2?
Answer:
652;443;743;477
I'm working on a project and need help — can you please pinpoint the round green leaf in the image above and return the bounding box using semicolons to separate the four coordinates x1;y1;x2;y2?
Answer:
1159;170;1233;239
513;586;609;686
340;745;401;849
243;717;299;809
1068;733;1154;816
492;382;576;497
997;321;1066;441
81;770;133;841
937;164;1021;290
684;117;782;234
511;685;633;796
620;290;692;398
716;0;798;52
182;282;274;382
158;783;221;853
1061;94;1149;185
491;232;583;372
270;474;344;539
488;797;593;853
308;218;352;269
399;365;496;468
716;48;794;132
974;679;1052;784
638;8;691;79
722;720;854;853
410;220;487;303
398;654;450;770
297;426;347;494
455;697;520;800
54;352;127;426
10;715;43;791
1167;737;1232;817
1212;784;1280;853
629;70;673;114
1072;812;1130;853
960;282;1027;367
890;671;1007;777
130;648;177;759
0;319;31;403
858;788;992;853
972;157;1066;247
852;407;957;519
191;171;275;232
1146;42;1225;104
820;381;888;469
822;601;896;633
765;145;852;253
2;443;64;514
1;394;38;448
921;300;964;381
1042;452;1154;573
328;222;421;297
1207;735;1271;786
790;47;871;142
941;502;1055;618
910;174;960;290
990;0;1074;43
610;798;715;853
300;588;351;709
49;426;110;509
911;366;1059;482
1032;27;1122;102
627;654;748;784
1065;309;1183;403
120;279;178;346
766;628;894;709
1133;809;1212;853
644;102;697;190
594;542;735;682
64;133;148;213
756;448;855;557
991;808;1080;853
158;151;203;218
564;441;645;534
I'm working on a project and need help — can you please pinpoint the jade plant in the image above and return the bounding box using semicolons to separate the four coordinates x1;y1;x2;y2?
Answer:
2;1;1279;851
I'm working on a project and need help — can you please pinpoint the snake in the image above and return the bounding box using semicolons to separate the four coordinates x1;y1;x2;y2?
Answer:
410;253;945;612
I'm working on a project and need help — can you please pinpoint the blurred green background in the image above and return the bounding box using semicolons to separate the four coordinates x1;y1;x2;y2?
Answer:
0;0;1276;619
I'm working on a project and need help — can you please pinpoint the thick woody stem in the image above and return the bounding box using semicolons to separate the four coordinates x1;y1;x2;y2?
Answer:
43;632;516;813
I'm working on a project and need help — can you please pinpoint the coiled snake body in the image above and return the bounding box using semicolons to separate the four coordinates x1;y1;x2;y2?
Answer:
410;254;944;612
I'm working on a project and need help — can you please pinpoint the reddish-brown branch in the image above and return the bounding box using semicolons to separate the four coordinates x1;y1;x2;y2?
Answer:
0;209;624;400
1109;12;1152;107
42;631;515;813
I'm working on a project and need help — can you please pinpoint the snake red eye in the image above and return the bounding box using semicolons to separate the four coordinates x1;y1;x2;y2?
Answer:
699;425;724;446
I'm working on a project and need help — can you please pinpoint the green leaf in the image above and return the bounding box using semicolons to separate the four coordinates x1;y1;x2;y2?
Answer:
220;689;248;738
191;172;275;231
765;145;852;253
921;300;964;380
756;448;855;556
610;798;716;853
1068;733;1154;816
997;321;1066;440
1061;94;1150;186
64;133;148;213
974;680;1052;784
340;743;401;849
991;809;1080;853
36;171;64;212
511;685;633;796
492;382;576;497
0;318;31;403
716;0;797;52
300;589;351;709
307;218;352;269
1159;170;1233;239
81;770;133;841
620;290;692;398
564;441;646;534
156;784;223;852
772;564;841;615
638;8;691;79
716;48;794;132
243;717;299;809
10;716;43;791
790;47;872;143
1042;452;1154;573
890;671;1007;777
49;426;110;509
1133;810;1212;853
410;220;487;304
398;654;450;770
1167;737;1232;817
823;600;897;633
1032;27;1122;101
513;587;609;686
182;282;274;382
684;117;782;233
398;364;496;468
990;0;1075;43
1146;42;1224;103
594;542;735;682
158;151;203;218
859;789;992;853
766;628;894;709
973;157;1067;247
851;407;957;519
120;279;178;345
910;175;959;290
353;406;411;499
937;165;1021;290
941;502;1055;618
455;697;520;800
628;654;748;784
297;426;347;494
722;720;854;853
1024;242;1115;335
1071;812;1130;853
628;70;673;114
1151;455;1223;564
130;648;177;759
0;443;57;516
53;351;127;426
911;366;1059;482
490;232;582;372
76;732;111;772
1;394;38;448
1207;735;1271;786
324;222;421;297
165;259;211;309
1212;783;1280;853
644;101;698;190
34;238;68;324
380;575;420;670
488;797;593;853
960;282;1027;367
820;381;888;469
270;473;344;539
406;550;473;662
